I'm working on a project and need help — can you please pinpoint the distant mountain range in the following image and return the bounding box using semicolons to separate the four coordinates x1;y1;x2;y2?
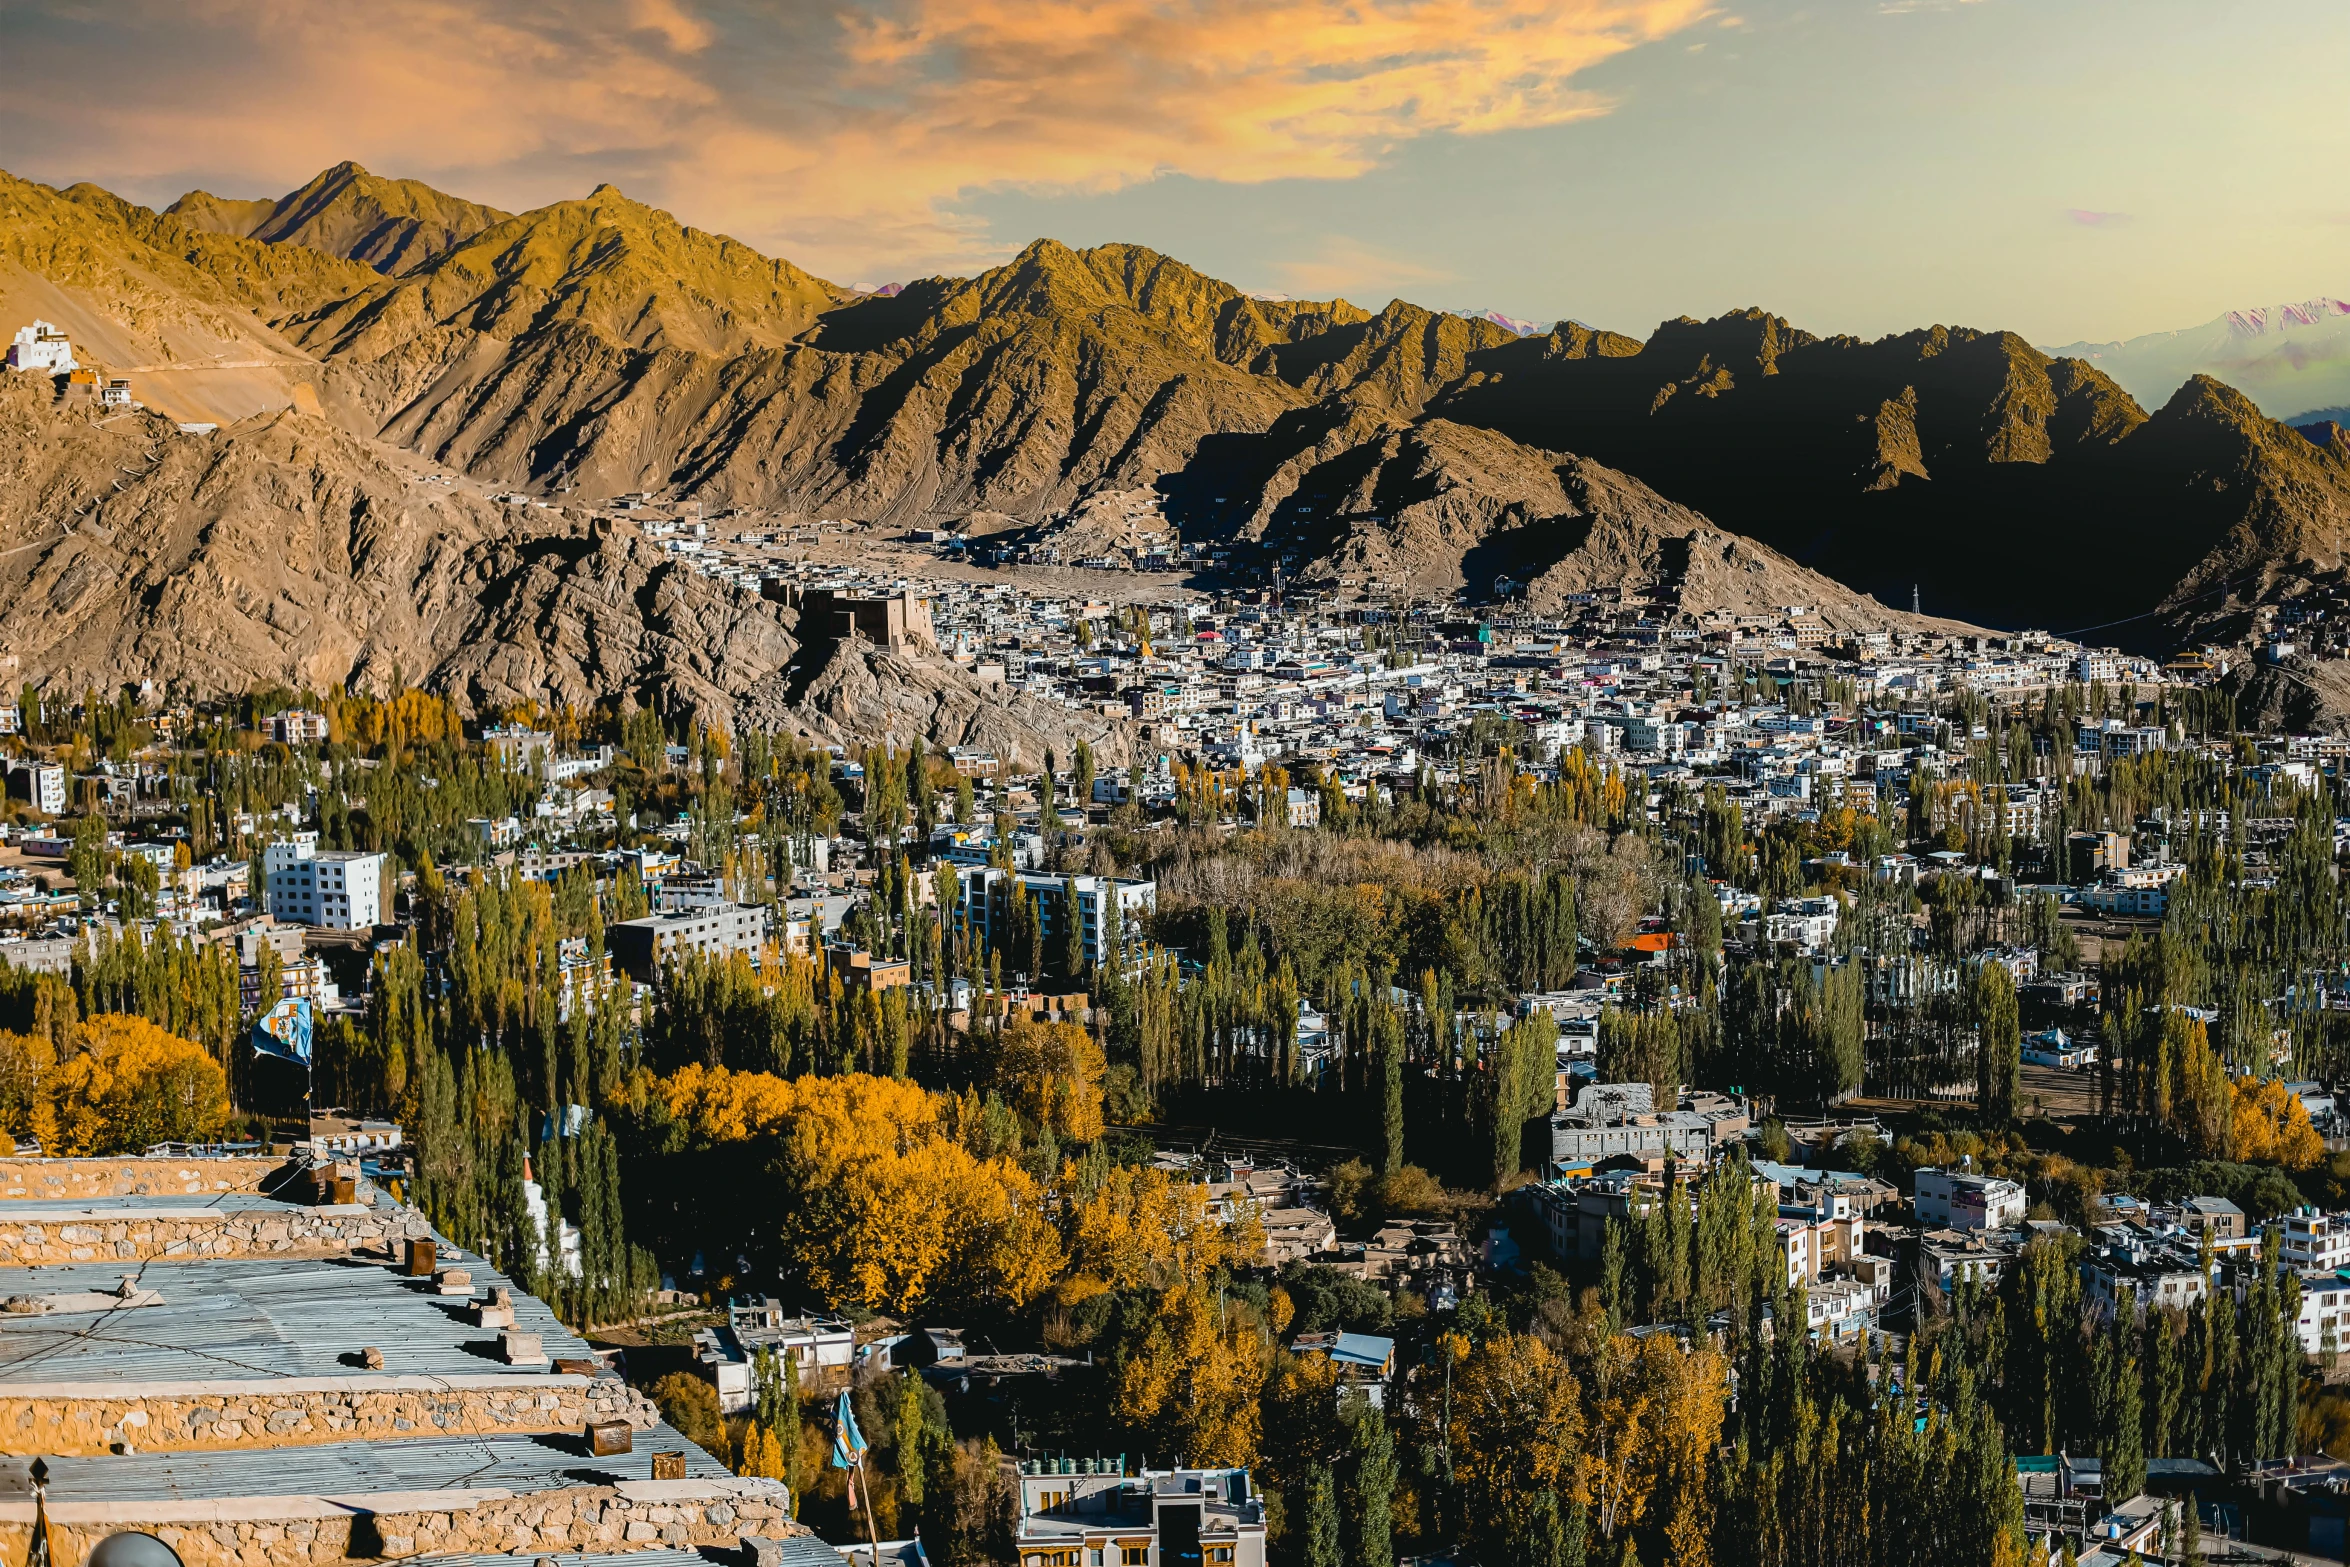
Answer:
2042;297;2350;424
3;158;2349;722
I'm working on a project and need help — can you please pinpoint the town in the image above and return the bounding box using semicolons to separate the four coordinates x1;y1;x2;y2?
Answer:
4;429;2350;1567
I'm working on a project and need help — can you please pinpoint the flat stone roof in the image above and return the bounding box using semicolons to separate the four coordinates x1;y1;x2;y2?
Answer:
0;1424;729;1513
0;1251;593;1387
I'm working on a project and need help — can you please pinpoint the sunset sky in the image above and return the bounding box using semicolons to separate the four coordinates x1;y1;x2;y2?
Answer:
1;0;2342;344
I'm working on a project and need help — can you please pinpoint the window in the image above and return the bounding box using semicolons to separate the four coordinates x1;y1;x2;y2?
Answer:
1122;1549;1149;1565
1209;1550;1234;1563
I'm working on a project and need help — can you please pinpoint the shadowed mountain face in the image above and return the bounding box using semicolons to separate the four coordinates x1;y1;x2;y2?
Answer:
1430;312;2350;637
6;160;2350;694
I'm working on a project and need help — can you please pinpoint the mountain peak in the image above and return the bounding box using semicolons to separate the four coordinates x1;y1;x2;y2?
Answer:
247;161;511;275
2226;298;2350;337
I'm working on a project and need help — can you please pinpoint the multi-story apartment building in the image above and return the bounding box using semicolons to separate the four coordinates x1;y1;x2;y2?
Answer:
5;761;65;815
264;838;386;929
608;902;772;983
265;708;330;746
2280;1208;2350;1274
956;869;1156;972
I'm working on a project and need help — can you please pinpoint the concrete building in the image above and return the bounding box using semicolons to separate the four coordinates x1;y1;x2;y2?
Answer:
265;708;330;747
1548;1082;1718;1168
483;725;556;768
826;943;913;994
609;902;772;982
2293;1273;2350;1356
2084;1235;2210;1314
1913;1167;2027;1232
263;839;386;929
2280;1208;2350;1274
956;869;1156;972
5;761;65;815
1013;1463;1266;1567
697;1296;856;1411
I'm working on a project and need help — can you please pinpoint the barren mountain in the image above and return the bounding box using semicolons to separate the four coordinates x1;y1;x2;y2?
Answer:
7;157;2349;733
169;161;510;276
1281;418;1952;628
0;371;1140;746
0;374;795;711
1426;310;2350;635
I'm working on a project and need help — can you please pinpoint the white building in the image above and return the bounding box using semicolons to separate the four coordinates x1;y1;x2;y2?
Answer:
956;869;1156;972
5;762;66;816
2280;1208;2350;1275
263;840;387;929
1913;1167;2027;1232
2083;882;2169;918
5;321;75;374
265;709;330;747
2296;1273;2350;1355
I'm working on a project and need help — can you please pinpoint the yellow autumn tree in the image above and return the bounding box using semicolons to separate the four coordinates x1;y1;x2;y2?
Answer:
1111;1277;1268;1467
1069;1165;1263;1290
637;1067;1062;1315
1641;1337;1730;1567
0;1030;58;1149
736;1422;787;1479
1577;1332;1730;1560
2231;1076;2325;1169
1452;1332;1586;1552
647;1061;809;1142
48;1014;229;1155
990;1015;1105;1143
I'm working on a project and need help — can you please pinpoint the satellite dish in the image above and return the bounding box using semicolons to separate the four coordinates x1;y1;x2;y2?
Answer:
88;1536;186;1567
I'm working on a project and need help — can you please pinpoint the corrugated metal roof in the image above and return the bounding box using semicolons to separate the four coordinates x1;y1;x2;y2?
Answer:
0;1250;597;1385
0;1420;727;1503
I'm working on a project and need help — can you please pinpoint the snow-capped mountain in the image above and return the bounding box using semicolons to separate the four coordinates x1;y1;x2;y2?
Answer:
2043;297;2350;422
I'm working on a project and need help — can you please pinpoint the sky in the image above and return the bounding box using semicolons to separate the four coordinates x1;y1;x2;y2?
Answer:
1;0;2344;344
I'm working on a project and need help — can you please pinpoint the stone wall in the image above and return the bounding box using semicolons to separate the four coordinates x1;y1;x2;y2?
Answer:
0;1158;282;1202
0;1203;428;1264
0;1476;801;1566
0;1373;661;1457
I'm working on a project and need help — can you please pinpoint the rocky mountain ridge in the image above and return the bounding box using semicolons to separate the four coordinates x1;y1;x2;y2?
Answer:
5;159;2349;727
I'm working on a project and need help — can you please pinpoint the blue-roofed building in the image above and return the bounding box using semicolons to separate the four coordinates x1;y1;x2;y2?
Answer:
1293;1330;1398;1406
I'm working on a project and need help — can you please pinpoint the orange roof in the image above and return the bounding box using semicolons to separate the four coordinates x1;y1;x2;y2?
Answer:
1626;932;1677;953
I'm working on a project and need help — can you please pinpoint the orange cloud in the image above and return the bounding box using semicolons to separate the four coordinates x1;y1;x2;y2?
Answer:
0;0;1715;278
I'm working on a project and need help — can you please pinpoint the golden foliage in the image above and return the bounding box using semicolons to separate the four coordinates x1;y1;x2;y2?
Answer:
1110;1278;1268;1466
0;1030;58;1146
1582;1333;1730;1548
990;1016;1106;1144
640;1067;1061;1314
47;1014;229;1155
1069;1165;1262;1290
1454;1332;1585;1514
2230;1075;2326;1169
